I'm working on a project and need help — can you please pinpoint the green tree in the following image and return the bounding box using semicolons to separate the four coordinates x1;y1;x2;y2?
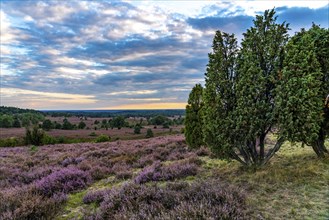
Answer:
185;84;204;148
202;30;240;159
25;126;45;146
78;121;86;129
150;115;167;125
145;128;154;138
276;25;329;157
62;118;74;130
234;9;289;166
0;115;13;128
134;124;141;134
203;9;289;167
42;119;53;131
12;117;21;128
111;116;125;129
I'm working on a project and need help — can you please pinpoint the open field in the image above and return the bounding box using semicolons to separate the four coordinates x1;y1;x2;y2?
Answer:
0;125;182;141
0;134;328;219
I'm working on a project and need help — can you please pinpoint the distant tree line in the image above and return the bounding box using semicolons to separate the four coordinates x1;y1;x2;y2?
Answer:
43;109;185;118
185;9;328;167
0;112;45;128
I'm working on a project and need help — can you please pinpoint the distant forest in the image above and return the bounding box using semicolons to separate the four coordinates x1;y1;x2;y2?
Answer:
42;109;185;118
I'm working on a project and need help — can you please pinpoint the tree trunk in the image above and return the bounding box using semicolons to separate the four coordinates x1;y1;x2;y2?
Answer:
312;128;328;158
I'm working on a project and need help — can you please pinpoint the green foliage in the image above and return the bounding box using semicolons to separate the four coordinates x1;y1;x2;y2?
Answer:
62;118;74;130
202;9;289;166
234;9;288;165
54;121;62;129
276;25;329;157
0;106;42;115
149;115;170;126
29;145;38;153
145;128;154;138
110;116;125;129
202;30;239;157
95;134;110;143
25;126;45;146
78;121;87;129
0;137;22;147
134;124;141;134
0;115;13;128
185;84;204;149
42;119;53;131
162;121;170;129
12;117;21;128
42;134;57;145
0;107;44;128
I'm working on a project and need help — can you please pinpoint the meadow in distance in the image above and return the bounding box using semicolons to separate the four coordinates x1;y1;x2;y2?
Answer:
0;5;328;220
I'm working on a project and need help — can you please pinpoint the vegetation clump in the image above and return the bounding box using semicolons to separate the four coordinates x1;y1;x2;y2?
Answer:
185;84;204;148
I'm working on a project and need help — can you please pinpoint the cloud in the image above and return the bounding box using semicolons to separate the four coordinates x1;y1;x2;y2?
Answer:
0;0;328;109
108;90;158;96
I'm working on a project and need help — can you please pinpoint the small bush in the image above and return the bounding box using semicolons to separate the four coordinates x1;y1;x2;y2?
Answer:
89;132;97;137
134;125;141;134
134;160;198;184
41;134;57;145
0;186;67;220
95;134;110;143
25;126;45;146
35;167;91;197
0;137;22;147
85;180;247;219
145;128;154;138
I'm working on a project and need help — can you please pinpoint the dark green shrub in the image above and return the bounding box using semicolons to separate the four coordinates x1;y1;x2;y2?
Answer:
42;119;53;131
78;121;86;129
134;124;141;134
145;129;154;138
25;126;45;146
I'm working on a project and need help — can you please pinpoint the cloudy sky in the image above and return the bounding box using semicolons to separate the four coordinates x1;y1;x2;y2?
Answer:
1;0;328;110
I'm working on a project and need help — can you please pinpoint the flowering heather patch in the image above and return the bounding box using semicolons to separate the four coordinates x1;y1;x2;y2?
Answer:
84;180;247;219
0;135;198;218
35;167;91;196
83;189;112;204
134;160;199;184
0;185;67;220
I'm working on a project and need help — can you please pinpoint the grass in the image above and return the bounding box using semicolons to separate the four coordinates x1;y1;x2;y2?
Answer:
201;141;329;220
56;175;130;220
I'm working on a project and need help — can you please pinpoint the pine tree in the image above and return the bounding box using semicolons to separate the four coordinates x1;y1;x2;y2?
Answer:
185;84;204;148
276;25;329;157
202;30;240;158
234;9;289;166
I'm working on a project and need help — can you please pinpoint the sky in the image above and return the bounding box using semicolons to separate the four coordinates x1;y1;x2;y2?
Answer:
0;0;328;110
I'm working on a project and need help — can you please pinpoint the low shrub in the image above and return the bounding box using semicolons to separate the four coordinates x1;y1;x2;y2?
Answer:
35;167;91;197
95;134;110;143
0;186;67;220
42;134;57;145
85;180;247;219
83;189;111;205
134;160;198;184
145;129;154;138
25;126;45;146
0;137;22;147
